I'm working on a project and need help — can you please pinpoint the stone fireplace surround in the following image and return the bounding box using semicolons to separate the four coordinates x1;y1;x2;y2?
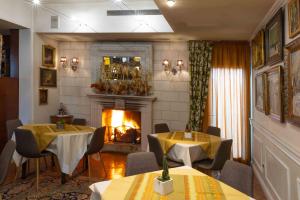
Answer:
88;94;156;151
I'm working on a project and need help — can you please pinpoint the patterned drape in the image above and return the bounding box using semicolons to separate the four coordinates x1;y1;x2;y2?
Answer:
188;41;213;131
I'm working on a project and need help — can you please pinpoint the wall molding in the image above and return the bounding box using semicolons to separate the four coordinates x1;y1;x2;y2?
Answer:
253;134;264;173
252;120;300;167
253;164;275;200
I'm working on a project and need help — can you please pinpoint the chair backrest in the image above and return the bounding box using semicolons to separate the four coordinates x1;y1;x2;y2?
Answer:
147;134;164;166
210;139;232;170
86;127;105;155
207;126;221;137
0;140;16;184
14;129;41;158
72;118;87;126
6;119;23;140
154;123;170;133
125;152;159;176
220;160;253;197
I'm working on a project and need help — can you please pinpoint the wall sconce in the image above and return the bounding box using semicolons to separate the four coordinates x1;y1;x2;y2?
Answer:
71;57;79;71
162;59;184;75
60;56;68;69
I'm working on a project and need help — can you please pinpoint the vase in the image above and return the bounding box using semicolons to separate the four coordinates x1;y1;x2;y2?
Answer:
56;123;65;130
153;177;173;195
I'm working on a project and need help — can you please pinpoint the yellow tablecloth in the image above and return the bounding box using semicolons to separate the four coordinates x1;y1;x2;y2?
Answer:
157;132;221;159
102;168;250;200
18;124;95;151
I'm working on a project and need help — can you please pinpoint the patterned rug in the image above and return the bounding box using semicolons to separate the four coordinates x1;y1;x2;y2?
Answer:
0;172;101;200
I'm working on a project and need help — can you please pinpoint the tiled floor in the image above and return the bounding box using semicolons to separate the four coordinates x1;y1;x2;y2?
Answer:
3;152;266;199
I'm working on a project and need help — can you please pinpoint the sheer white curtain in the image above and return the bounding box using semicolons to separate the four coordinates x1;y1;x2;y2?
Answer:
209;67;249;160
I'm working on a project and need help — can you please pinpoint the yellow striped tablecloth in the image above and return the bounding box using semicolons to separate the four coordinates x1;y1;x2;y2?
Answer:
18;124;95;151
156;131;221;159
101;168;250;200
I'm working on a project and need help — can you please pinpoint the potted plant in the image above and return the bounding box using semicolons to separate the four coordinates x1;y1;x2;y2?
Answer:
154;155;174;195
56;119;65;130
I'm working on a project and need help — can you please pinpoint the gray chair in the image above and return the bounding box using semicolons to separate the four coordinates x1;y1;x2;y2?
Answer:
147;135;183;168
72;118;87;126
194;139;232;171
207;126;221;137
6;119;23;140
85;127;107;178
125;152;160;176
154;123;170;133
14;129;52;191
0;140;16;185
220;160;253;197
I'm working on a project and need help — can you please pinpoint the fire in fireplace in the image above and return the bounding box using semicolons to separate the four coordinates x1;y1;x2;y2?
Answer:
102;109;141;144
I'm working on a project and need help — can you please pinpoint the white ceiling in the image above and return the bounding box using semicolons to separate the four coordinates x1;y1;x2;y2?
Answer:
38;0;276;41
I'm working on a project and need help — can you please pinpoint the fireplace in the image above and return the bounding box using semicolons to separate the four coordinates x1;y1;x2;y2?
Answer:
102;109;141;144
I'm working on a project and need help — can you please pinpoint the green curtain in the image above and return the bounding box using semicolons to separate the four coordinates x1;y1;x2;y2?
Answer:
188;41;213;131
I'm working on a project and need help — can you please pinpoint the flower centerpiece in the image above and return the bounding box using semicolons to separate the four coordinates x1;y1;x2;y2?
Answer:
154;155;174;195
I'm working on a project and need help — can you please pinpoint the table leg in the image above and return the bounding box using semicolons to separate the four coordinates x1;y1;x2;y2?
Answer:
21;161;27;179
61;172;67;184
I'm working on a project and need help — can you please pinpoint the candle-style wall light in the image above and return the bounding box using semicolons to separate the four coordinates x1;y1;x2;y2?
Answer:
162;59;184;75
70;57;79;71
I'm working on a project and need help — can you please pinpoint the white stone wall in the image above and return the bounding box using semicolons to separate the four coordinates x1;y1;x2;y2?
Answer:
57;42;190;132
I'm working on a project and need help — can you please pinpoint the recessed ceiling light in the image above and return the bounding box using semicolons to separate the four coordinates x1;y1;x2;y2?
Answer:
32;0;40;5
167;0;175;7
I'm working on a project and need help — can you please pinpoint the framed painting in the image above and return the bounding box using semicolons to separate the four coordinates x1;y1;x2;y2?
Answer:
40;68;57;87
255;72;267;113
288;0;300;38
252;30;265;69
265;66;284;122
286;37;300;126
265;8;284;66
42;45;56;68
39;89;48;105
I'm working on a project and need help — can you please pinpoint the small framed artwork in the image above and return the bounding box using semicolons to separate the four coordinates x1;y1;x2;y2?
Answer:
265;66;284;122
39;89;48;105
255;72;267;113
288;0;300;38
286;37;300;126
40;68;57;87
252;30;265;69
265;8;284;66
42;45;56;68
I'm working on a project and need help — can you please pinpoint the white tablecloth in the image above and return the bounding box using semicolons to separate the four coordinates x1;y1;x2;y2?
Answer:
150;134;208;167
12;131;94;175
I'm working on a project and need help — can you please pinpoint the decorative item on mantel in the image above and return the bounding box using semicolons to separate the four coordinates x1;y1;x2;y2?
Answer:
154;155;174;195
91;58;152;96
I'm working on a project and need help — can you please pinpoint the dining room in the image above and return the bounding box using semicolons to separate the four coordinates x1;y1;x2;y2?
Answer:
1;0;300;200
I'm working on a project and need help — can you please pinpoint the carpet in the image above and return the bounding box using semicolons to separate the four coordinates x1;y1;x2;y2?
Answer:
0;172;101;200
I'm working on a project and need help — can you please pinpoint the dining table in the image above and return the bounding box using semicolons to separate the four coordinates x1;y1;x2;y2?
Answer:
12;123;96;184
89;166;255;200
151;131;222;167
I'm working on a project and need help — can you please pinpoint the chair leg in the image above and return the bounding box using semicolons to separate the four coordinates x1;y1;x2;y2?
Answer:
36;158;40;192
15;156;23;180
99;152;107;178
88;155;91;181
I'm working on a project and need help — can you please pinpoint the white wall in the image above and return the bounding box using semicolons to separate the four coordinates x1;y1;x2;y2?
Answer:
0;0;32;28
251;1;300;200
57;41;189;132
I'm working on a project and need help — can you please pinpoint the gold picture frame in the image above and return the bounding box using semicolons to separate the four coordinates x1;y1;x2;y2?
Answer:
42;45;56;68
255;72;268;114
252;30;265;69
265;66;284;122
39;89;48;105
286;37;300;126
288;0;300;38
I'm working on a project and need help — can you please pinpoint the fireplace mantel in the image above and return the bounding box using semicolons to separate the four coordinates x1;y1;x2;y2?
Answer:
87;93;156;151
87;93;157;102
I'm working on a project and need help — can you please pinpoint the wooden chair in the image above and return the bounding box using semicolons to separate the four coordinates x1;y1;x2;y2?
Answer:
0;140;16;185
72;118;87;126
